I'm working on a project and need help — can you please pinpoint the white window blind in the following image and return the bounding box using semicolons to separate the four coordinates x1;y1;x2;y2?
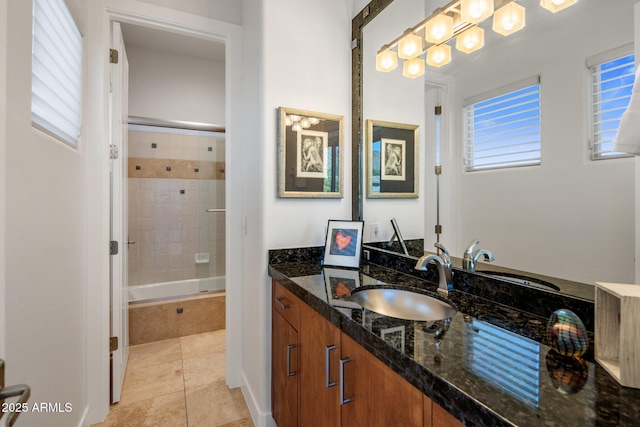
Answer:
31;0;82;146
589;47;635;160
464;77;541;171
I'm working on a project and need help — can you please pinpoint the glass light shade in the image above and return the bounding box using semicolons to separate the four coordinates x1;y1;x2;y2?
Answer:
398;33;422;59
301;118;311;128
456;26;485;54
285;116;293;126
291;122;302;132
376;49;398;72
425;14;454;44
540;0;578;13
309;117;320;125
493;2;526;36
461;0;495;24
426;44;451;68
289;114;301;122
402;58;426;78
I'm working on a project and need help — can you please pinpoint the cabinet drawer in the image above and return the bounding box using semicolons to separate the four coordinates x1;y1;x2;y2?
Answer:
273;280;301;330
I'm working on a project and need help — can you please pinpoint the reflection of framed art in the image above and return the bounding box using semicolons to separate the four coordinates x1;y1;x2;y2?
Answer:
381;325;405;353
366;119;419;198
278;107;344;198
323;267;361;309
323;220;364;268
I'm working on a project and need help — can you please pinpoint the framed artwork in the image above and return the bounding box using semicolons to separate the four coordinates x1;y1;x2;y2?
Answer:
381;325;406;353
278;107;344;198
323;220;364;268
323;267;361;309
366;119;419;198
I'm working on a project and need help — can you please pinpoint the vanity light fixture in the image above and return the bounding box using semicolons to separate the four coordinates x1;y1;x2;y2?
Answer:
376;47;399;72
426;44;452;67
376;0;575;78
456;26;485;53
492;1;526;35
397;31;423;59
403;57;426;78
460;0;495;24
540;0;579;14
425;12;454;44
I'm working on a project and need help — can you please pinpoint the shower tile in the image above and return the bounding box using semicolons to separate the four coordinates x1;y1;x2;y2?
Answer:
119;359;184;405
182;351;225;390
96;391;187;427
185;381;250;427
138;178;154;191
153;178;169;191
180;329;225;359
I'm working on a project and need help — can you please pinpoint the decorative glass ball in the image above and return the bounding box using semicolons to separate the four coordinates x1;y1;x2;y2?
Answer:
546;309;588;357
545;349;589;394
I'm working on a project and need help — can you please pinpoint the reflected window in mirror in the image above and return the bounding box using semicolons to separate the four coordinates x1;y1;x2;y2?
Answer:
588;46;635;160
463;76;541;172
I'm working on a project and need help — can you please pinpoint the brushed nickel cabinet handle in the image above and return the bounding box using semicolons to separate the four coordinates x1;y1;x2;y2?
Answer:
325;345;337;388
287;344;296;377
339;357;351;405
276;297;291;309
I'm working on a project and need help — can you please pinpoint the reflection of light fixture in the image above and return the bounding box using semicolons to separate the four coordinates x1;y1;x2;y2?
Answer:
376;0;575;78
493;2;526;36
301;118;311;128
461;0;494;24
376;47;398;72
426;44;451;67
291;123;302;132
309;117;320;125
398;32;422;59
403;57;426;78
456;26;484;53
285;114;323;131
425;13;454;44
540;0;579;14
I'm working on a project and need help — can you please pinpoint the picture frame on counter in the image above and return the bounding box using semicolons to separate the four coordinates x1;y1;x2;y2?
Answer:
323;267;361;309
277;107;344;198
366;119;419;198
323;219;364;268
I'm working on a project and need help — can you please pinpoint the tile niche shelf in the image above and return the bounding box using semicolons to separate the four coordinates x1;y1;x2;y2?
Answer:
595;282;640;389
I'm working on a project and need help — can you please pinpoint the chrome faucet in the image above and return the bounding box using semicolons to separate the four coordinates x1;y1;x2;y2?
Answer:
462;240;494;272
415;243;453;296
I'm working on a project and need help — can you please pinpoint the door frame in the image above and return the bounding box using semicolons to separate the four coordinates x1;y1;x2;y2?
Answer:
85;1;244;423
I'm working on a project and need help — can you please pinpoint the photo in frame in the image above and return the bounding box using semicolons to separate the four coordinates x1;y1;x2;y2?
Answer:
323;220;364;268
381;325;406;353
278;107;344;198
366;119;419;198
323;267;361;309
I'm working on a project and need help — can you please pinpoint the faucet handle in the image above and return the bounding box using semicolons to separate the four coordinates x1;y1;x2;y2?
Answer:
434;242;451;266
465;239;480;256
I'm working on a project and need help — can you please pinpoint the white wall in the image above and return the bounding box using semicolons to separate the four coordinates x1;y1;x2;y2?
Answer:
4;0;88;425
0;0;7;358
138;0;242;24
448;0;636;284
126;44;226;124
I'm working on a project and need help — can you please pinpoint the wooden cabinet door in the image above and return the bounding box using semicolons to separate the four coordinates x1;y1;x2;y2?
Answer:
432;402;464;427
340;333;423;427
272;309;299;427
299;305;341;427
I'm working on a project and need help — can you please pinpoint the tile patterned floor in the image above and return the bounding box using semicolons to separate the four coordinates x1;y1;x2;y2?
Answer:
92;330;253;427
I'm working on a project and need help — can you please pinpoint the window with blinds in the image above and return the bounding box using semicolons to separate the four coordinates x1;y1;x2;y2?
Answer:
589;47;635;160
31;0;82;147
463;77;541;172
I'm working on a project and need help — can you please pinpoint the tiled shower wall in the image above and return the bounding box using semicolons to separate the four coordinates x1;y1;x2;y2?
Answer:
127;129;225;286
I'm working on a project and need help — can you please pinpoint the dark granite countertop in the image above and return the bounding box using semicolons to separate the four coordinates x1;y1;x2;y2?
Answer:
268;248;640;427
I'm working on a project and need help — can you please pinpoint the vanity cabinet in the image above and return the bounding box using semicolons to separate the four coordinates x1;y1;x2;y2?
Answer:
272;279;459;427
272;281;301;427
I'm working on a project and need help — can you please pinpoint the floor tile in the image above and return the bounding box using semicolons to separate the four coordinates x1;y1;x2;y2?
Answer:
127;337;182;370
185;382;251;427
182;352;226;390
180;330;225;359
97;391;187;427
120;359;184;404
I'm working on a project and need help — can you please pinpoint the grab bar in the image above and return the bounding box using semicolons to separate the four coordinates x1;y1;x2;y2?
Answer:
206;209;226;213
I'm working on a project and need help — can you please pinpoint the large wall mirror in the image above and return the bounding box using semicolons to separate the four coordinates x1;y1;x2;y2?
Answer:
352;0;638;290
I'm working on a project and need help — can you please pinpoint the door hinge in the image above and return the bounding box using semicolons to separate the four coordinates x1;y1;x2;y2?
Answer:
435;105;442;115
109;144;119;159
435;224;443;234
435;165;442;175
110;240;119;255
110;48;119;64
110;337;119;352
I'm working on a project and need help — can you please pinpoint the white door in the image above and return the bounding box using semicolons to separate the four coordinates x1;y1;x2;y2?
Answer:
109;21;129;403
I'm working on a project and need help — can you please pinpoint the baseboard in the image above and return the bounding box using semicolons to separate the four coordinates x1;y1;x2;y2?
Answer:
240;372;276;427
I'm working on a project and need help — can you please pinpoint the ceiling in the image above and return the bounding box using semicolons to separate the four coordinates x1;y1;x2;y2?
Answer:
120;23;225;62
